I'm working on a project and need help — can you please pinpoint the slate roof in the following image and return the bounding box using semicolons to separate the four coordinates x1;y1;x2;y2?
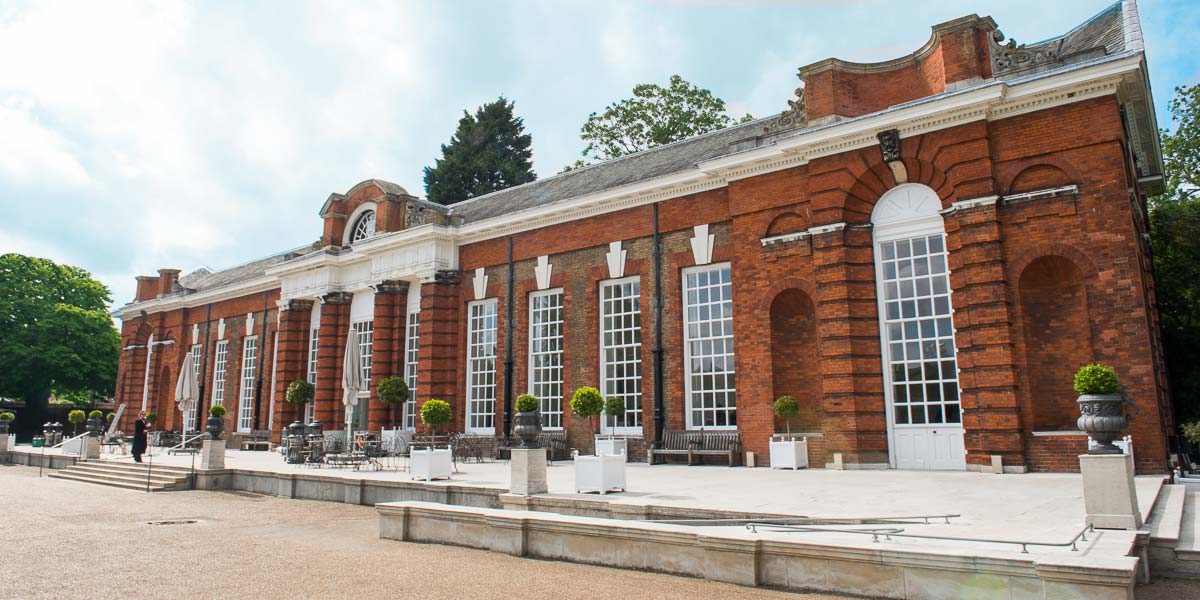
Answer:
176;241;320;293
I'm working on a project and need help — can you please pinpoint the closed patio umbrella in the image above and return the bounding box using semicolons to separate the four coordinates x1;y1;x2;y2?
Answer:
341;327;364;450
174;352;199;433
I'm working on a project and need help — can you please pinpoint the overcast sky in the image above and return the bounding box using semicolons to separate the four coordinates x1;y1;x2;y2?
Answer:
2;0;1197;310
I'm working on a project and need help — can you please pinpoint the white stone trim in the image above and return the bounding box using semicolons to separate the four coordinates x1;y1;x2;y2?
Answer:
191;323;199;345
343;201;378;246
939;195;998;215
1001;185;1079;205
605;241;627;279
472;267;488;301
689;224;715;265
760;231;810;247
534;255;553;291
217;318;226;340
245;312;255;336
1030;430;1087;437
807;223;847;236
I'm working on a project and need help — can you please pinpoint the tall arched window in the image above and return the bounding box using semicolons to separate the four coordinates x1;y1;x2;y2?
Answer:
350;210;376;242
872;184;964;470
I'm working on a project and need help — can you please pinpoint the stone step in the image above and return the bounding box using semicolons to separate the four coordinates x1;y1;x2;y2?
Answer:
78;460;193;475
1148;484;1188;545
1148;489;1200;580
67;465;183;486
48;471;169;492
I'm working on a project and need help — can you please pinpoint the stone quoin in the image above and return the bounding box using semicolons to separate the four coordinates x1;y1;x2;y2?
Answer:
112;1;1175;474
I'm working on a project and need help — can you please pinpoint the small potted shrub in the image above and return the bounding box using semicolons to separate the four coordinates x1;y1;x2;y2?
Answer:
146;412;158;426
0;411;14;435
377;376;409;429
286;379;315;423
570;387;604;455
68;409;86;436
1074;364;1127;455
85;409;103;437
106;412;116;425
595;396;628;459
207;404;226;440
513;393;542;448
413;399;453;481
769;395;808;469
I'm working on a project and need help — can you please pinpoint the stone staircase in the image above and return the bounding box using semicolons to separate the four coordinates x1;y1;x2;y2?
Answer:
1147;481;1200;579
48;460;192;492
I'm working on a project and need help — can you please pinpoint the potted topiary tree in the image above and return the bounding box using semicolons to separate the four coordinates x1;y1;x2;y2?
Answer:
570;387;604;455
571;387;624;494
286;379;314;414
206;405;226;440
513;393;542;448
595;396;628;459
413;399;453;481
377;376;409;429
769;395;808;469
67;409;86;436
1075;364;1129;455
0;411;13;451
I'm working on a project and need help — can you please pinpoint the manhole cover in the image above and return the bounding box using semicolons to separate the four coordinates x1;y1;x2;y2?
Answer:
145;519;198;526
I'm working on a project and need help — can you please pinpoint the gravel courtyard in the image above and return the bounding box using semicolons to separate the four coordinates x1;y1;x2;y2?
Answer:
1;464;1195;599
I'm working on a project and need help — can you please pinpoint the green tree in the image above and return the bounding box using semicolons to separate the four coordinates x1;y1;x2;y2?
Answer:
0;254;120;426
562;75;753;172
1150;84;1200;422
423;97;536;205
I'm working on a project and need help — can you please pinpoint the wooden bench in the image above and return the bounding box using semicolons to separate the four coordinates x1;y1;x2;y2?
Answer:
240;430;272;451
648;430;741;466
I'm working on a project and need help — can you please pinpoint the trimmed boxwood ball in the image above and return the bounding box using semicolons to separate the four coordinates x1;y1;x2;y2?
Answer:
106;412;115;423
67;410;85;425
286;379;314;405
146;412;157;424
570;387;604;420
774;395;800;435
377;376;409;406
1183;421;1200;445
603;396;625;417
420;399;452;431
208;405;226;417
515;393;539;413
1074;364;1121;395
0;412;14;422
87;409;102;420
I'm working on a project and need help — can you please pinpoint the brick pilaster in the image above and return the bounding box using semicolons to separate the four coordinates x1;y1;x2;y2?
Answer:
812;225;889;466
369;280;409;432
272;299;314;440
316;292;352;430
944;202;1025;470
417;271;462;433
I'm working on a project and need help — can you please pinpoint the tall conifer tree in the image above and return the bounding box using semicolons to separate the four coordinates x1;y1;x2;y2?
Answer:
423;97;536;205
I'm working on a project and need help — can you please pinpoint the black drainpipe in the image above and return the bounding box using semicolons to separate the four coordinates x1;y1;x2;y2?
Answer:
196;303;212;427
652;204;665;448
503;236;516;440
252;291;270;431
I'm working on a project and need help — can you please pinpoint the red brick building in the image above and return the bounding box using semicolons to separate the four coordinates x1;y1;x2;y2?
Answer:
113;2;1175;473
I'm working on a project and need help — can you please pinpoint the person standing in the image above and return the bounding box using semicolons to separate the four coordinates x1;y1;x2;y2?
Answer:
132;411;149;463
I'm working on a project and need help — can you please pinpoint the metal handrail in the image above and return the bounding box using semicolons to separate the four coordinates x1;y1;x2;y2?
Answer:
168;432;208;451
647;514;959;527
51;432;87;449
745;522;1096;554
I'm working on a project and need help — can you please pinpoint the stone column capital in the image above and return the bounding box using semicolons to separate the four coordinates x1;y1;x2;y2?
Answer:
374;279;410;295
321;291;353;305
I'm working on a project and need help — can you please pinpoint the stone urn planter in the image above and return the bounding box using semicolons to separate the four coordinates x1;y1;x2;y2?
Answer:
1074;364;1129;455
0;417;10;435
206;416;224;440
85;416;102;437
513;394;543;449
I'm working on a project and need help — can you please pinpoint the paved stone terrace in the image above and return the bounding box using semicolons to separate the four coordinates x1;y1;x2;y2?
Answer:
20;445;1163;545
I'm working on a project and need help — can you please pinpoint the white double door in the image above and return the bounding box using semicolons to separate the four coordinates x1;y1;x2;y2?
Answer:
893;425;965;470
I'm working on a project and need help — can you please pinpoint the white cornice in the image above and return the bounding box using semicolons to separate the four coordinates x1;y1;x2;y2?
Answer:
114;275;278;320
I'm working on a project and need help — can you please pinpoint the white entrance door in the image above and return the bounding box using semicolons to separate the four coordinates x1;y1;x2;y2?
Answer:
872;184;966;471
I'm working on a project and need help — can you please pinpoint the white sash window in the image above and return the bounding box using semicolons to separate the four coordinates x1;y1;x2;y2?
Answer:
529;290;564;430
237;336;258;432
600;278;641;433
683;263;736;429
466;299;498;433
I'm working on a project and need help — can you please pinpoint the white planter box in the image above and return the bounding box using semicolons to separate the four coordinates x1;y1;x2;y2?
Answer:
574;452;626;494
769;436;808;470
61;435;83;456
594;436;628;461
411;448;452;481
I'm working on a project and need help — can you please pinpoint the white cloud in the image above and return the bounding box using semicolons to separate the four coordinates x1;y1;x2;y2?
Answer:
0;102;90;185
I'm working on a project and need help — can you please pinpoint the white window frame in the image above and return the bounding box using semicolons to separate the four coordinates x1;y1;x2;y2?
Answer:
682;262;737;430
529;289;564;430
185;344;202;432
403;311;420;431
873;229;964;430
305;327;319;423
350;320;373;430
599;277;642;434
211;340;229;407
237;336;258;432
466;299;498;433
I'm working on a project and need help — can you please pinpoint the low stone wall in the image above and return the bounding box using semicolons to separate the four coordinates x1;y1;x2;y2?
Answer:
1;449;79;470
378;501;1139;600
